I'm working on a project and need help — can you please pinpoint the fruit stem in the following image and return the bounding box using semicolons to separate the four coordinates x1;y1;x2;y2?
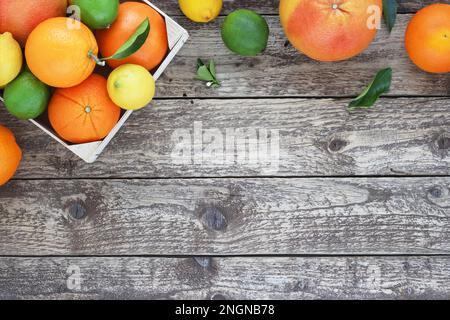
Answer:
88;51;106;66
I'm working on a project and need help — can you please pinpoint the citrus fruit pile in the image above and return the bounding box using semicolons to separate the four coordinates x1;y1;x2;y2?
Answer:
1;1;449;187
0;0;170;185
1;0;167;117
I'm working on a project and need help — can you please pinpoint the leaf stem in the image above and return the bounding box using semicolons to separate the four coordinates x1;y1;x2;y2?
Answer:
88;51;106;66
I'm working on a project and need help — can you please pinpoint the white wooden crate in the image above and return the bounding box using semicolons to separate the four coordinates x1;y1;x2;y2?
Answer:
1;0;189;163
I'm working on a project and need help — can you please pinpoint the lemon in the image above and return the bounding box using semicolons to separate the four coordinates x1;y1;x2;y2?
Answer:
0;32;22;88
107;64;155;111
179;0;222;23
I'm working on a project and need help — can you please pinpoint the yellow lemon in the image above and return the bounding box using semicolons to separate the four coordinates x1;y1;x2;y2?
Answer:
179;0;222;23
107;64;155;111
0;32;22;88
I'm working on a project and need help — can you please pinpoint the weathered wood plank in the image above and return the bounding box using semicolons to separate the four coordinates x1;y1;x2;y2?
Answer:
155;15;450;98
1;178;449;255
1;256;450;299
2;97;449;179
149;0;449;15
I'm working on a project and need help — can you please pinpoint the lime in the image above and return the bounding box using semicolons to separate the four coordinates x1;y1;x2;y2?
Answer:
70;0;119;29
4;71;50;120
179;0;222;23
221;9;269;56
107;64;155;110
0;32;22;88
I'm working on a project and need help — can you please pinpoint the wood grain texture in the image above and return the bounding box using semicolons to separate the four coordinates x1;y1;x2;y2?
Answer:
2;97;449;179
154;15;450;98
1;177;449;255
148;0;449;15
1;256;450;299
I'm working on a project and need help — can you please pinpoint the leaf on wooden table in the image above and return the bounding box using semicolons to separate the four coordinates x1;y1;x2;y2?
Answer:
348;68;392;111
209;60;217;78
196;66;215;82
195;59;221;88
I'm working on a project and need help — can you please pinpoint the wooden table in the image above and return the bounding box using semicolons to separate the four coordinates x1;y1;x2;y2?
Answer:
1;0;450;299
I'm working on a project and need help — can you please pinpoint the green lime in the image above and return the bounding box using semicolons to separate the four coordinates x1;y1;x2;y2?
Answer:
221;9;269;56
70;0;119;29
4;71;50;120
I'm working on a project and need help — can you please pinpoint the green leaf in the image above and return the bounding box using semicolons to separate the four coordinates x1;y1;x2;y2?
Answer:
209;60;217;78
104;18;150;60
195;65;215;82
197;58;205;69
348;68;392;110
194;58;221;88
382;0;398;33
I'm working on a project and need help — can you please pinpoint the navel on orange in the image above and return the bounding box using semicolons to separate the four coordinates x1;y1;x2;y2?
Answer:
48;74;121;144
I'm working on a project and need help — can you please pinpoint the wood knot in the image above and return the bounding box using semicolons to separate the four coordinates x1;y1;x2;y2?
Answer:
436;134;450;150
429;186;443;198
210;293;227;300
427;185;450;208
201;207;227;231
328;138;348;153
68;200;87;220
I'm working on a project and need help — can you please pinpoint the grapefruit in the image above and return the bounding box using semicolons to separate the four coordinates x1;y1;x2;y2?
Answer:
0;0;67;47
280;0;382;61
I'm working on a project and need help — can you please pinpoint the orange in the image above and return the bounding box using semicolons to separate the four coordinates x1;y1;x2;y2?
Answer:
25;17;98;88
0;0;67;47
405;4;450;74
96;2;169;70
48;74;121;144
280;0;382;61
0;124;22;186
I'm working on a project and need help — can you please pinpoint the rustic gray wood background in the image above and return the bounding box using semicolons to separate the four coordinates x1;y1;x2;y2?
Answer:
1;0;450;299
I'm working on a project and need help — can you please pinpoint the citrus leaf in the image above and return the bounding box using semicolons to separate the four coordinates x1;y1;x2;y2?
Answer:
106;18;150;60
209;60;217;78
348;68;392;110
382;0;398;33
197;58;205;69
195;58;221;88
195;65;215;82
